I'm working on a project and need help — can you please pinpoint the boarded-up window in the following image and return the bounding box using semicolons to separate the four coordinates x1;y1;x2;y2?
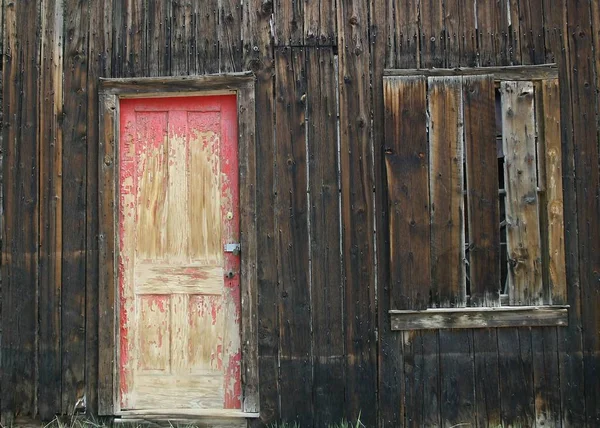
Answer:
384;71;567;328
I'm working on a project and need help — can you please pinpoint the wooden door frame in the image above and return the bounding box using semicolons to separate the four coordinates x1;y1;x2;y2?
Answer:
97;72;258;418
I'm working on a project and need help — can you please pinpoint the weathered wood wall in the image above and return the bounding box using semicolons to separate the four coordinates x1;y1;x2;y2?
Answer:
1;0;599;427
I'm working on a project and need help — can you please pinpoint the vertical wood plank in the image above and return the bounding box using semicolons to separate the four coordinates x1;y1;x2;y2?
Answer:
385;0;397;68
304;0;321;46
274;0;303;45
274;47;312;426
542;1;586;426
383;76;430;311
402;331;440;427
238;83;259;413
242;0;278;424
419;0;445;68
569;1;600;424
171;0;191;75
97;93;117;415
476;0;506;66
38;0;63;418
463;75;500;306
218;0;241;72
1;0;40;420
307;47;345;426
519;0;545;65
337;0;378;423
473;328;502;426
439;330;476;427
532;327;561;426
111;0;125;78
539;79;566;304
304;0;336;45
476;0;497;66
371;1;407;426
428;76;466;307
61;0;89;413
498;328;535;426
586;2;600;420
86;0;113;414
194;0;218;74
444;0;477;67
146;0;169;77
124;0;144;76
507;0;522;64
500;80;543;305
393;0;419;68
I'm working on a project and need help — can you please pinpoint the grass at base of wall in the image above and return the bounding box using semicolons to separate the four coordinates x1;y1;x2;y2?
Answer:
269;419;365;428
0;415;366;428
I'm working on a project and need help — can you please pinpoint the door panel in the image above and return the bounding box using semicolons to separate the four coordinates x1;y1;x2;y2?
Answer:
118;95;240;411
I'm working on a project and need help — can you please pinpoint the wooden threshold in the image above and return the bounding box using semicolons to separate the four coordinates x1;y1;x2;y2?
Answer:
119;409;260;419
114;417;248;428
390;305;569;331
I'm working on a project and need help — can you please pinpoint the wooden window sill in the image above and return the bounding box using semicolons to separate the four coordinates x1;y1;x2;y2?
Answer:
390;305;569;331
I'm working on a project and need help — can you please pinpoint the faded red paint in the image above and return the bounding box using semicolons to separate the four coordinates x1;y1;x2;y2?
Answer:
218;95;242;409
118;94;241;410
224;349;242;408
154;296;167;313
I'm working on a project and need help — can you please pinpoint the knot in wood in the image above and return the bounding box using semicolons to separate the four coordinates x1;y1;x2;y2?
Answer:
261;0;273;15
523;192;536;205
248;58;261;72
349;15;359;26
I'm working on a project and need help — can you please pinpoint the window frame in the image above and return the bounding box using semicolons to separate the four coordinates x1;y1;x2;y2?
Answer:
383;65;569;331
97;73;259;416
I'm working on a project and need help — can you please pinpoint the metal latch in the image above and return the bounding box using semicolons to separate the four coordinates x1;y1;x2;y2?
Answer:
224;243;241;256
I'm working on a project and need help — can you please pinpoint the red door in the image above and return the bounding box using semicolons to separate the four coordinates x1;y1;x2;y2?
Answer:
118;95;241;411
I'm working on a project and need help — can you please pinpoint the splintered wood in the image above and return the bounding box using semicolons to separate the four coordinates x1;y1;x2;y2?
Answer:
384;73;564;310
118;95;241;411
501;81;543;305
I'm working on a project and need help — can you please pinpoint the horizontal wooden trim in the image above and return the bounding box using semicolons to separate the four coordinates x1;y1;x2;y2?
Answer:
99;72;255;97
114;419;247;427
384;64;558;81
390;305;569;330
118;409;260;418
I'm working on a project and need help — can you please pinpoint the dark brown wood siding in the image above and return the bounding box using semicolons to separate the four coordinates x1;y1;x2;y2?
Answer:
1;1;599;427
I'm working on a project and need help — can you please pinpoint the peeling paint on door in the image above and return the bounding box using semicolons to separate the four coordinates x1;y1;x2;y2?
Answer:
118;95;241;411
